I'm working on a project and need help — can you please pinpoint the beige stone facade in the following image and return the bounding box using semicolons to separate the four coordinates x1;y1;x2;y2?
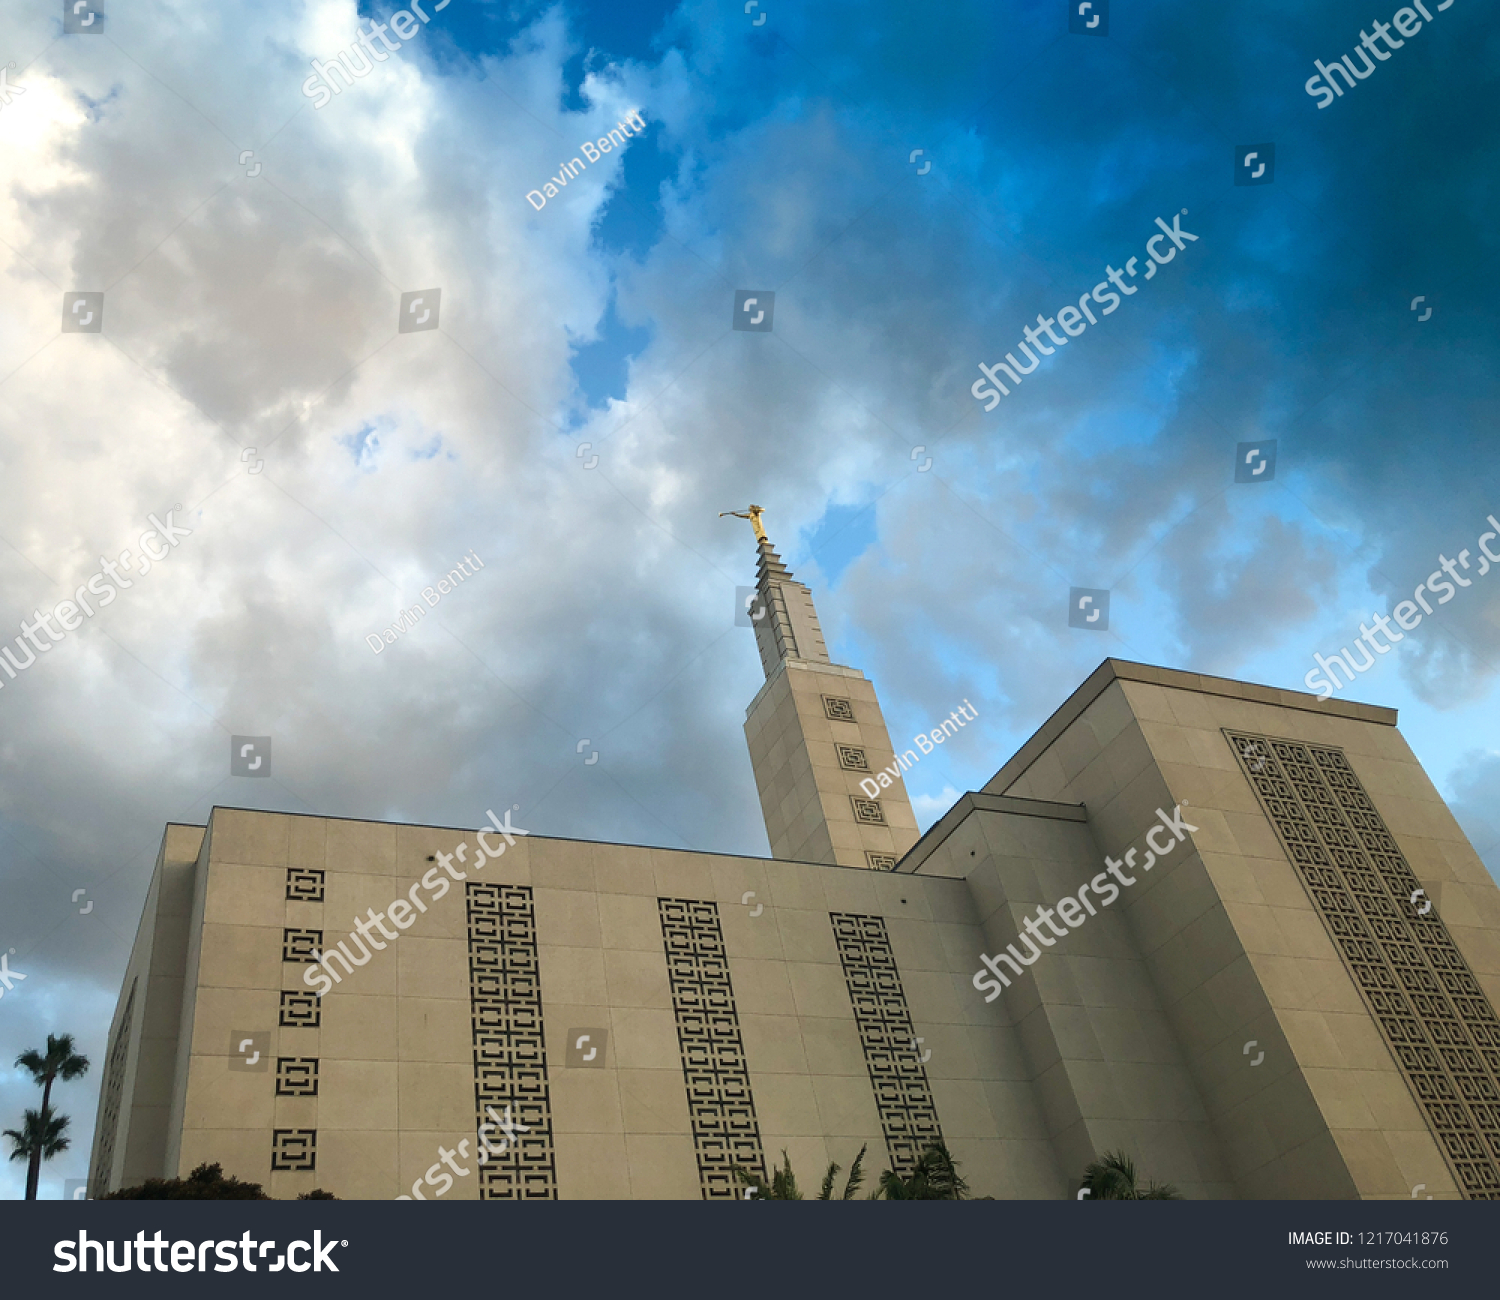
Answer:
86;529;1500;1202
88;657;1500;1200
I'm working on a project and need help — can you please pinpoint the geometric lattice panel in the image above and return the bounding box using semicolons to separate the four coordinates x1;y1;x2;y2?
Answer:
829;913;943;1178
1229;731;1500;1199
90;978;136;1198
466;882;557;1200
658;898;766;1199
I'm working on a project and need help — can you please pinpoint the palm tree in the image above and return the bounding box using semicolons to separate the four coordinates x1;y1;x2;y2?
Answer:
734;1145;867;1200
874;1140;970;1200
1079;1150;1182;1200
14;1033;90;1200
5;1110;71;1194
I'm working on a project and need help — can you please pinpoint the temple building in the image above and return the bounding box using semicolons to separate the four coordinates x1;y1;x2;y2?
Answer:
87;520;1500;1199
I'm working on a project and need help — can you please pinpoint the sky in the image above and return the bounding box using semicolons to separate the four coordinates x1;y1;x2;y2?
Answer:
1;0;1498;1198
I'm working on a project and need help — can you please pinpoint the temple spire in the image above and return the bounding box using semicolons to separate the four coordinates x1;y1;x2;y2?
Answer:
726;505;918;870
720;507;829;678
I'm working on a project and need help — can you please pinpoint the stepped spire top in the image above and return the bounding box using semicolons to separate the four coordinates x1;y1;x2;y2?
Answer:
721;503;829;677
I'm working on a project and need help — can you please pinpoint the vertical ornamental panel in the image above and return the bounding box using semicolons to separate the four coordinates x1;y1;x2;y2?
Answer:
1230;732;1500;1198
467;882;557;1199
658;898;765;1198
829;913;943;1177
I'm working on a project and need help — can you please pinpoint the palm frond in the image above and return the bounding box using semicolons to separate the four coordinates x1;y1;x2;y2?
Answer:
3;1109;70;1162
15;1034;89;1083
842;1144;867;1199
770;1150;803;1199
1080;1150;1181;1200
817;1161;839;1201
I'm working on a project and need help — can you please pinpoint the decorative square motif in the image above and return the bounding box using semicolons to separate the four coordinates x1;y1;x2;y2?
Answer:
270;1129;317;1172
822;696;855;721
865;852;898;872
281;928;323;963
275;1058;319;1096
851;797;887;826
278;991;322;1028
285;868;325;902
836;744;870;772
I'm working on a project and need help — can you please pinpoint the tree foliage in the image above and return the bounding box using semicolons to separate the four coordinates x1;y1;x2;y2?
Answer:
1079;1150;1182;1200
102;1162;272;1200
873;1141;969;1200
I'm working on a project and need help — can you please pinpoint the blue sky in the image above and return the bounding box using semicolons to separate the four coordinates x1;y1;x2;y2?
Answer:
1;0;1498;1195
